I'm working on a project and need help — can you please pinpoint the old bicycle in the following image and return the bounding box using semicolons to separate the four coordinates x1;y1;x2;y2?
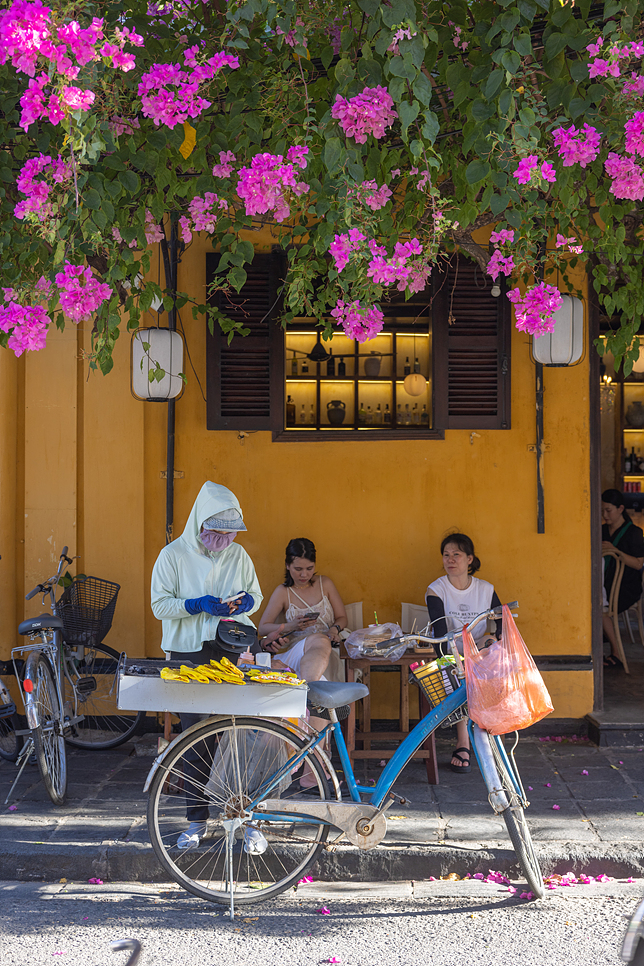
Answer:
7;546;142;806
143;601;545;910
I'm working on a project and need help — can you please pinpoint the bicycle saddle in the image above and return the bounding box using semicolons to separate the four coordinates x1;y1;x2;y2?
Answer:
19;614;64;635
306;680;368;709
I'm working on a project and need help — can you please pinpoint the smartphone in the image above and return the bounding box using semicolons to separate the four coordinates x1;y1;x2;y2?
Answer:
222;592;245;604
303;611;319;619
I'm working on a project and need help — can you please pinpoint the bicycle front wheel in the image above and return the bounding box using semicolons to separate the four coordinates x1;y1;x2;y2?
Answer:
147;716;331;905
0;712;22;762
25;650;67;806
472;726;544;898
63;643;144;750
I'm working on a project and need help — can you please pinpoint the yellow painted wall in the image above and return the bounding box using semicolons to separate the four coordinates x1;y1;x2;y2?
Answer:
0;232;595;721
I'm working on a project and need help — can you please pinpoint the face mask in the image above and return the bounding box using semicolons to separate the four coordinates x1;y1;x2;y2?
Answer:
200;529;236;552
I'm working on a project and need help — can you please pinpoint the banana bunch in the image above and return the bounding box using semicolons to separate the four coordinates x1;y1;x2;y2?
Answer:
160;655;304;688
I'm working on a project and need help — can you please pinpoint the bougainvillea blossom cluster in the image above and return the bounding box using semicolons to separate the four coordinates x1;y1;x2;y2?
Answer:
486;228;515;281
552;124;602;168
54;262;112;323
14;153;71;220
330;299;384;343
179;192;225;242
138;48;239;127
144;210;164;244
0;298;50;355
507;282;563;337
513;156;556;185
354;180;392;211
605;152;644;200
367;238;430;293
332;86;398;143
236;147;309;222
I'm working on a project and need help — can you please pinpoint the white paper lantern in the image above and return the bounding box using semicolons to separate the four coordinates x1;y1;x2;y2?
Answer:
532;295;584;366
131;328;184;401
403;372;427;396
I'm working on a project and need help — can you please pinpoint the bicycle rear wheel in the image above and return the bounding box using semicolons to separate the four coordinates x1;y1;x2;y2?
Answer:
472;726;544;898
0;712;22;762
147;716;331;905
63;643;144;750
25;650;67;806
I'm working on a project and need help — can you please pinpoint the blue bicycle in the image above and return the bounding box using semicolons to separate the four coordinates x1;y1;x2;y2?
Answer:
145;602;545;906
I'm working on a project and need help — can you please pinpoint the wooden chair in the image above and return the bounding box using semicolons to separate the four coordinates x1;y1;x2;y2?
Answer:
622;572;644;646
602;547;630;673
344;602;363;633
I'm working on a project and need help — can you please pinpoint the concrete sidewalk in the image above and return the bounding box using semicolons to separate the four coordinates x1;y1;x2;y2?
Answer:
3;733;644;883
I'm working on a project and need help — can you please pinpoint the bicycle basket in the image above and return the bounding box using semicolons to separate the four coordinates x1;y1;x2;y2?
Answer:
410;660;467;728
57;576;120;647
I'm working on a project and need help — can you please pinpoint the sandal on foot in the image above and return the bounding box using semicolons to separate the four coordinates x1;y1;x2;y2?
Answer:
450;747;471;774
604;654;624;669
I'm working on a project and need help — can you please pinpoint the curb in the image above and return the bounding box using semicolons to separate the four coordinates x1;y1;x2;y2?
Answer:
3;842;644;884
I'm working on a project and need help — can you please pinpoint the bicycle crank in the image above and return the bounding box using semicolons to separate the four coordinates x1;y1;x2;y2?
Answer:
255;795;395;850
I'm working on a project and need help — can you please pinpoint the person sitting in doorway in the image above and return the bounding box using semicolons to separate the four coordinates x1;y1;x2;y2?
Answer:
426;532;501;775
602;488;644;668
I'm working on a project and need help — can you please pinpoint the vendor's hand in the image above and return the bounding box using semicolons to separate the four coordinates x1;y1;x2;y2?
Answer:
261;625;286;653
185;595;231;617
291;615;317;632
602;541;620;555
234;592;254;615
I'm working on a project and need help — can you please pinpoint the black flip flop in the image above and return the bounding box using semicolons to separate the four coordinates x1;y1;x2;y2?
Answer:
450;747;471;774
604;655;624;669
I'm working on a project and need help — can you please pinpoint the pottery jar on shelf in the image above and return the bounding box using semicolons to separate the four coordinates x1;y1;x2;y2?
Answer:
363;352;382;377
627;400;644;428
327;400;346;425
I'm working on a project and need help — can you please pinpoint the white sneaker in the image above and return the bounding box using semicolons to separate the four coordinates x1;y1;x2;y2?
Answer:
243;826;268;854
177;822;207;850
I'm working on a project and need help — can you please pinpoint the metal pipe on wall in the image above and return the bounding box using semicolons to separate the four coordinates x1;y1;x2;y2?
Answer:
160;219;178;546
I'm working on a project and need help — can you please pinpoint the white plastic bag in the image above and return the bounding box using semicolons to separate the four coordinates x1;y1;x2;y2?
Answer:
345;623;405;661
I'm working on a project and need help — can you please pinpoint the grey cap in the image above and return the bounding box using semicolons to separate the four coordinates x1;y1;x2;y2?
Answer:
202;508;247;532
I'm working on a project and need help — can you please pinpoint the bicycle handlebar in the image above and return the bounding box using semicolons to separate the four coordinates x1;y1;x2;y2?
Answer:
25;584;45;601
25;545;74;600
369;601;518;658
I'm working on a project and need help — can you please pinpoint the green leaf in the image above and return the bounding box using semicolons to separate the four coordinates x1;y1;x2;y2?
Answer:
92;209;107;231
412;72;432;107
421;111;439;144
398;99;420;141
490;192;510;215
499;89;513;114
501;50;521;74
465;160;491;184
83;188;101;210
228;266;248;292
321;45;334;70
334;58;355;87
518;0;536;20
545;32;568;60
471;99;494;121
519;107;536;126
324;136;343;174
118;170;140;194
485;69;504;100
513;33;533;57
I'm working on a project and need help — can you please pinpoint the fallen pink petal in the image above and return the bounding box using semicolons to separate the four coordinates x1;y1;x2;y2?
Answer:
507;885;517;894
627;877;636;883
579;874;594;883
581;770;589;775
316;907;331;915
7;805;17;811
619;761;624;765
298;876;314;885
52;954;67;958
596;874;615;883
473;873;485;880
327;958;342;964
552;804;560;810
528;786;533;790
520;891;534;900
544;783;552;787
87;878;103;885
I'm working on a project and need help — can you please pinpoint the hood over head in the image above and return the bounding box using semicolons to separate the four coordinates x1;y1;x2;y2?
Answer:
180;482;245;553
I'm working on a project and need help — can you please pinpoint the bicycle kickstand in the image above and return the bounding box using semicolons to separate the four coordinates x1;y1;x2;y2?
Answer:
4;736;35;805
222;817;245;921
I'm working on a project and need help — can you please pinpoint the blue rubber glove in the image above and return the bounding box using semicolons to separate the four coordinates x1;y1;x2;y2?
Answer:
234;592;254;614
184;596;230;617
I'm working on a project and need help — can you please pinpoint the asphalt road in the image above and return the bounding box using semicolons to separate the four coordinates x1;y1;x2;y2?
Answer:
0;879;639;966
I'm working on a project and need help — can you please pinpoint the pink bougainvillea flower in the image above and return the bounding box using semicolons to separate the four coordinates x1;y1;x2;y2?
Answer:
528;786;533;791
331;299;384;342
331;86;398;143
581;770;589;775
552;804;561;810
596;874;615;883
8;804;17;811
88;877;103;884
520;891;534;900
316;906;331;915
212;150;235;178
513;155;538;184
627;877;636;882
552;124;601;168
605;152;644;201
473;873;485;880
297;876;313;885
625;112;644;157
326;958;341;964
545;783;552;787
236;151;309;222
579;874;594;883
507;886;517;894
489;228;514;245
486;871;510;885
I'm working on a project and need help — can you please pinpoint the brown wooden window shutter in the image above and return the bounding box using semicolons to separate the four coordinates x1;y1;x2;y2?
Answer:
206;252;284;431
434;255;511;430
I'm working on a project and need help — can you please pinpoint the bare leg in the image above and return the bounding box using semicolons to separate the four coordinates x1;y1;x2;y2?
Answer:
603;613;618;659
452;717;470;770
298;635;332;788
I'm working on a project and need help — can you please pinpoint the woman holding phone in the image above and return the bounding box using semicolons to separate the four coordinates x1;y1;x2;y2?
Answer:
258;537;347;686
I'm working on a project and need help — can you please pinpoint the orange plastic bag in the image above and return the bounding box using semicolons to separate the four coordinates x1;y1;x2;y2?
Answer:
463;605;553;735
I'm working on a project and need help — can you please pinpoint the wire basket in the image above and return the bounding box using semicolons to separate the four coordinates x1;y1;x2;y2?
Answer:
410;661;467;728
57;576;120;648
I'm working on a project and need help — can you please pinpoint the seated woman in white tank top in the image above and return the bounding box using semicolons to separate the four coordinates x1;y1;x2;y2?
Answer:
258;538;347;789
426;532;501;776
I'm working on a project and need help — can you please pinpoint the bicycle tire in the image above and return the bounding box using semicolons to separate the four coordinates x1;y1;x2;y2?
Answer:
0;713;22;762
630;939;644;966
472;727;545;899
25;650;67;806
147;716;331;905
62;642;144;750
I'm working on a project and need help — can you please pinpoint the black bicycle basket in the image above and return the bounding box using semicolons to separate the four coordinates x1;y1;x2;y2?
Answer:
57;576;120;647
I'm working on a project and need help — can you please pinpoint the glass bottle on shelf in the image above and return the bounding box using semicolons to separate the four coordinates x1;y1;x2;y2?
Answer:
420;404;429;426
626;449;632;473
291;352;298;376
397;403;402;425
326;349;335;376
338;356;346;377
374;403;383;425
404;356;411;376
412;403;420;424
639;449;644;473
309;403;315;424
414;357;420;373
358;401;366;425
286;394;296;426
366;405;373;425
299;404;306;423
404;403;411;425
384;403;391;425
301;357;309;374
633;446;639;471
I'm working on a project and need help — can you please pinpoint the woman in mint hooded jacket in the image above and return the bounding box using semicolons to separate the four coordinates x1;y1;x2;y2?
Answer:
151;481;263;850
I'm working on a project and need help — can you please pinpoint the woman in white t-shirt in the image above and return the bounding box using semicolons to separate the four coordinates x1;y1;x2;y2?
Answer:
426;533;501;774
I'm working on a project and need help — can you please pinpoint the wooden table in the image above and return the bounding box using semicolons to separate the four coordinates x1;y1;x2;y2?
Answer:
341;648;439;785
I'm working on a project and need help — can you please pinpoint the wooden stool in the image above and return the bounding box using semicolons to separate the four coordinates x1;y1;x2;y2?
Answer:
342;649;439;785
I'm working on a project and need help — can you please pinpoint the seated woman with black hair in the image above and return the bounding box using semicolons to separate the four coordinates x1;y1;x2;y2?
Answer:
426;532;501;775
602;488;644;668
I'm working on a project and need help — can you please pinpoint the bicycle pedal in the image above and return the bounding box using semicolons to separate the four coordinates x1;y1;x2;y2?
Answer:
76;676;97;695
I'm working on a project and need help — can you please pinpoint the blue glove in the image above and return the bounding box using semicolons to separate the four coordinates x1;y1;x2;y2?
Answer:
184;596;230;617
234;592;254;614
